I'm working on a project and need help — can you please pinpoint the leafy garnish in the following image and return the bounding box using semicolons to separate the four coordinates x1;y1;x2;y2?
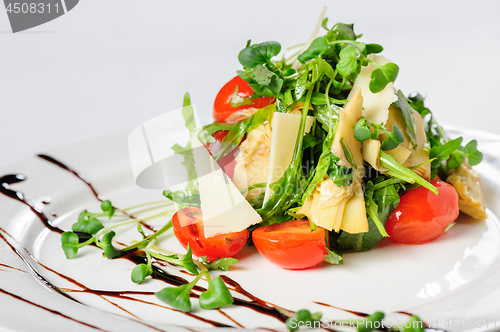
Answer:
199;277;234;310
97;231;121;258
61;232;80;259
199;256;239;271
72;213;104;235
393;90;417;148
131;263;153;284
368;62;399;93
100;200;115;219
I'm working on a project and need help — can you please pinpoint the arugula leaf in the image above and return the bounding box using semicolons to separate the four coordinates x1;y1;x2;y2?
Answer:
198;122;234;145
199;277;234;310
393;90;418;148
301;149;335;204
238;41;281;68
199;256;239;271
303;133;321;150
380;125;405;151
297;37;329;63
324;247;343;265
429;137;463;160
97;231;121;258
328;165;353;187
379;151;437;194
61;231;80;259
131;263;152;284
229;85;255;107
369;62;399;93
163;189;200;208
294;72;308;100
336;46;358;77
182;92;197;134
312;104;339;132
212;104;274;161
155;284;193;312
340;138;357;168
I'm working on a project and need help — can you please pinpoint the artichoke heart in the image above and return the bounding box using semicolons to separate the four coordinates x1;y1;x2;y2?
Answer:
232;123;272;200
447;162;487;219
298;88;368;234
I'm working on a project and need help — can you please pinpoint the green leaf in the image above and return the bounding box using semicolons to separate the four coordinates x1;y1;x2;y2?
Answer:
155;284;193;312
353;118;371;142
61;231;80;259
163;189;200;208
198;123;234;145
464;139;483;166
448;151;466;169
324;247;343;265
379;151;437;195
312;105;339;133
340;138;357;168
97;231;121;258
297;37;329;63
100;200;115;219
380;125;405;151
336;46;358;77
179;245;199;275
393;90;418;148
182;92;197;135
199;277;234;310
238;41;281;68
294;72;308;100
72;216;104;235
131;263;152;284
328;165;353;187
369;63;399;93
229;85;255;107
325;23;356;41
366;43;383;54
199;256;239;271
429;137;463;161
357;311;384;332
257;41;281;60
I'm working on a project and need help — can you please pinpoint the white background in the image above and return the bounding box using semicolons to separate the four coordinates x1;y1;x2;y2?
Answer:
0;0;499;168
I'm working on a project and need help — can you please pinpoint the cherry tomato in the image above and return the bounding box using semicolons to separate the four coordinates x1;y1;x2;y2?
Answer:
204;130;238;180
172;207;249;261
252;220;327;270
386;180;459;244
213;76;274;123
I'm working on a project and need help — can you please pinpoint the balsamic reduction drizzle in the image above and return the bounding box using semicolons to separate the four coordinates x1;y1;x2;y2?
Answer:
0;288;106;331
0;174;64;234
0;154;445;331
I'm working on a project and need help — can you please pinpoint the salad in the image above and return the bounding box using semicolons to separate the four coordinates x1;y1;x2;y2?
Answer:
59;12;487;328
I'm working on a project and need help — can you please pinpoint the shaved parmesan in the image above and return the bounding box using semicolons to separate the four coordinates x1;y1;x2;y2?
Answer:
263;113;315;203
348;54;398;125
199;166;262;238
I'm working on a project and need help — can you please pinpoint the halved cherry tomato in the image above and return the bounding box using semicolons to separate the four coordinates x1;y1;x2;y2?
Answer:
386;180;459;244
172;207;249;261
252;220;327;270
213;76;274;123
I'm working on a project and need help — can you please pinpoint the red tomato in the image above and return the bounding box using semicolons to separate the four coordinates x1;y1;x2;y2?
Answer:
213;76;273;123
386;180;459;244
204;130;238;180
172;207;249;261
252;220;327;270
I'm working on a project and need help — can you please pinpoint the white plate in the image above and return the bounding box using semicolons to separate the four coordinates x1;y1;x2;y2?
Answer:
1;127;500;332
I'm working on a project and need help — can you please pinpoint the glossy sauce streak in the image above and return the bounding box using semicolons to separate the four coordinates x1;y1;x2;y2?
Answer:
0;288;106;331
37;154;156;232
0;155;445;331
0;175;64;234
